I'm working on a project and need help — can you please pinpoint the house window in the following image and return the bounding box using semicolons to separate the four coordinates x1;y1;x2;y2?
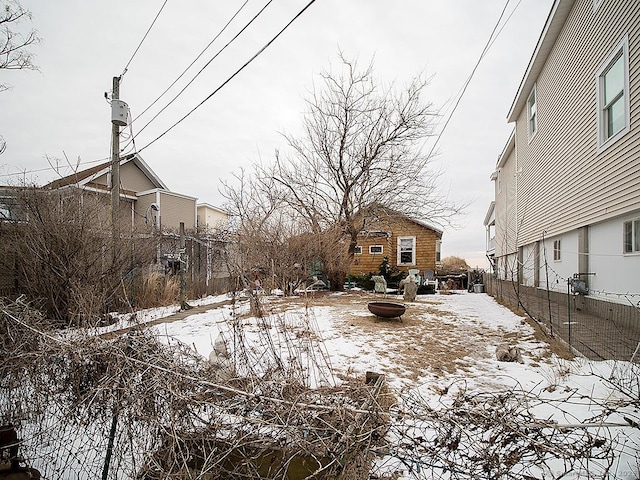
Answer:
623;220;640;254
553;239;561;261
497;168;502;193
354;246;362;255
435;239;442;264
0;203;12;220
397;236;416;265
369;245;383;254
597;36;629;149
527;85;537;138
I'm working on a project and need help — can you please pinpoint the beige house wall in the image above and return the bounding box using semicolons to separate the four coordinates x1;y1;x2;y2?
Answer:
158;191;196;231
135;192;160;229
494;137;518;258
197;205;228;231
119;161;159;192
511;0;640;246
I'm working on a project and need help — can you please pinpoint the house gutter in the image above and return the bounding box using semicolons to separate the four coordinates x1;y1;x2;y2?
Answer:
507;0;575;123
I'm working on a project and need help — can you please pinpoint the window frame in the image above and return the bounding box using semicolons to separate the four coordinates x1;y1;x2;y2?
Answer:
527;84;537;139
369;245;384;255
623;219;640;254
553;239;561;262
397;236;416;266
596;36;630;151
354;246;362;255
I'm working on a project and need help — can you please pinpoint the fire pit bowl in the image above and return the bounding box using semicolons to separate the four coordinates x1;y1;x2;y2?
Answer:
367;301;406;319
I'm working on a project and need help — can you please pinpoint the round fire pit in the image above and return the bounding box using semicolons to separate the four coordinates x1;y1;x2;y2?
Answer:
367;301;406;319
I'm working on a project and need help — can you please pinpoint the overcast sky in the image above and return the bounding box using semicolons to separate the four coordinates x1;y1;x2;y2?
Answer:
1;0;554;267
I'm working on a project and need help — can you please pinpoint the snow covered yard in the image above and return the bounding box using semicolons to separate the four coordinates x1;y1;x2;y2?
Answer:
4;290;637;478
131;289;640;479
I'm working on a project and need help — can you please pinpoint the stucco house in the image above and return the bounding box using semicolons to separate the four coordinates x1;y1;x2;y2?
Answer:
349;207;442;282
485;0;640;305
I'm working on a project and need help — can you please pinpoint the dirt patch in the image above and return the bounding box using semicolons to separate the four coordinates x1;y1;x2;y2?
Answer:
269;291;538;383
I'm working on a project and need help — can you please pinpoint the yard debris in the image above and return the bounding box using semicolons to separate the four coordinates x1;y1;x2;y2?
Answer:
1;294;638;479
0;296;388;479
495;344;524;363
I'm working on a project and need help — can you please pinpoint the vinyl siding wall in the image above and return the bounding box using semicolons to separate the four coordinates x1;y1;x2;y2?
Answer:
513;0;640;246
494;146;518;259
120;162;158;192
135;193;160;228
158;192;196;231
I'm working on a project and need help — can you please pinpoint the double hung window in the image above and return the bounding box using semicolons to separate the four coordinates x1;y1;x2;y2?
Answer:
397;237;416;265
597;37;629;149
623;220;640;254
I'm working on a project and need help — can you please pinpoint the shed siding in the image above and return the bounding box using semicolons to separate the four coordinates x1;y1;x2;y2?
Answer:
513;0;640;246
349;216;441;276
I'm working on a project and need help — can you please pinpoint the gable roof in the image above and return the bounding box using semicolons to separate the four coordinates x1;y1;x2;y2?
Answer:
507;0;575;122
45;153;168;191
197;203;228;215
363;205;443;237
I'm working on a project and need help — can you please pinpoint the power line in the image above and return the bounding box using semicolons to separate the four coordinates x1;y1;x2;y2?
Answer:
0;156;111;180
137;0;318;154
120;0;170;79
427;0;517;157
130;0;250;126
128;0;275;145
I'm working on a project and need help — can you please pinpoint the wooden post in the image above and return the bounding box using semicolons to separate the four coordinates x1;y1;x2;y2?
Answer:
179;222;191;311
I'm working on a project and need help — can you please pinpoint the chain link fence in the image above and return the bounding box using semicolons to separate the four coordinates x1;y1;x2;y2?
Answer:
484;274;640;362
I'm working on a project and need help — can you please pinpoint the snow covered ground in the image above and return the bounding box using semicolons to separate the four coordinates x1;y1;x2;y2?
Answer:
100;290;640;479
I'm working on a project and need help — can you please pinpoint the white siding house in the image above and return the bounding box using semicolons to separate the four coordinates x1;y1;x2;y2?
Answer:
196;203;228;231
486;0;640;305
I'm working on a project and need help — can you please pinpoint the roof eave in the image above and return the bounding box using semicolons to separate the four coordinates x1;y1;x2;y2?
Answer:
506;0;575;123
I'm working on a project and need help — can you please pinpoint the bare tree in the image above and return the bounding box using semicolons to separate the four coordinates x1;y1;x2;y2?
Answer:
0;0;41;153
240;53;462;289
221;169;330;298
0;187;157;326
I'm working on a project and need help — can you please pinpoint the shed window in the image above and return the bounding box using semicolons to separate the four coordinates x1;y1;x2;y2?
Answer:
623;220;640;254
597;36;629;149
397;236;416;265
369;245;383;254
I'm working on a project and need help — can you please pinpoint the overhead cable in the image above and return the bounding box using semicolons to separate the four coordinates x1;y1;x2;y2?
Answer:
138;0;317;153
132;0;250;125
130;0;275;143
120;0;170;79
427;0;516;157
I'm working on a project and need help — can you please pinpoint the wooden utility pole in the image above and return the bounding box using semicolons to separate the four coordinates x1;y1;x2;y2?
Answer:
111;76;121;259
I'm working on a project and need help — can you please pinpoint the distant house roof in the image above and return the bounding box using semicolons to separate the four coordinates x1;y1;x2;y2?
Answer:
197;203;227;214
362;205;443;237
44;153;168;192
484;201;495;226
